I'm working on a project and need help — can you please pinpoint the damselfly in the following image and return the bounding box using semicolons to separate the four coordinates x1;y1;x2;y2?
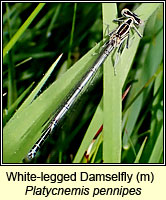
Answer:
27;8;143;160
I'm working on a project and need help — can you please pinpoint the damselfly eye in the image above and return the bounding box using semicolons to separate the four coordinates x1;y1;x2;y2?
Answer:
121;8;130;17
134;17;142;25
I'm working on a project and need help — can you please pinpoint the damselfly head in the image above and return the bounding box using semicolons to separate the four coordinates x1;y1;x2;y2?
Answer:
121;8;142;26
121;8;138;17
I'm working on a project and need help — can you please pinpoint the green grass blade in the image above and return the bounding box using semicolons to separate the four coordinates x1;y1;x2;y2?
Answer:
134;136;147;163
73;99;103;163
3;3;46;58
3;82;34;125
148;126;163;163
6;3;17;107
122;4;163;150
19;53;63;110
123;64;163;114
67;3;77;68
91;133;103;163
3;42;103;163
46;4;61;38
119;3;162;86
102;3;122;163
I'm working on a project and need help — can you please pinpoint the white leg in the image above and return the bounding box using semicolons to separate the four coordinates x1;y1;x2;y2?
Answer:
126;34;130;49
113;16;126;23
132;24;143;38
113;34;129;75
